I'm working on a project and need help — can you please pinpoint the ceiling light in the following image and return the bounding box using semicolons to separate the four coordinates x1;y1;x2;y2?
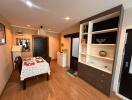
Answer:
26;0;33;7
64;17;71;21
47;28;51;31
27;25;31;27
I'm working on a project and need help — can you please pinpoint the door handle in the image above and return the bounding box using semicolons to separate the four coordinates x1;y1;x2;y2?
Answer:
125;61;129;68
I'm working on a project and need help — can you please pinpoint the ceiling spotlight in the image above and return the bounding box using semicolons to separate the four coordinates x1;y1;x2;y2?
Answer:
26;0;33;7
47;28;51;31
27;25;31;27
64;16;71;21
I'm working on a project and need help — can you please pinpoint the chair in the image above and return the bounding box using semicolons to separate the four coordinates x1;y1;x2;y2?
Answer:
45;56;51;65
42;54;46;59
14;56;23;73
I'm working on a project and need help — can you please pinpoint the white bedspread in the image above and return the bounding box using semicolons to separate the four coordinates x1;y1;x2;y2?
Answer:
20;58;50;81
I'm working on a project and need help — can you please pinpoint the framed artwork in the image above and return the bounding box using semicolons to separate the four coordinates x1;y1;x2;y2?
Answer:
0;23;6;45
16;38;30;52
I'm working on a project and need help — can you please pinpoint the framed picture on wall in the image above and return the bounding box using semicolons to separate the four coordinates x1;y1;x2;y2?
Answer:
16;38;30;52
0;23;6;45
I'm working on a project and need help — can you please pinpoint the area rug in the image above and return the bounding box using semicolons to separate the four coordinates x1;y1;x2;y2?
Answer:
66;69;78;78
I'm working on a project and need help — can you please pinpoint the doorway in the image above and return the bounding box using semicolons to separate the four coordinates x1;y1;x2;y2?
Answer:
64;32;79;75
70;35;79;72
119;29;132;99
32;35;49;57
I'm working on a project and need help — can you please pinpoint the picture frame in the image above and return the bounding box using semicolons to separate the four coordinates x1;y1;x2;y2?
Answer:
0;23;6;45
16;38;30;52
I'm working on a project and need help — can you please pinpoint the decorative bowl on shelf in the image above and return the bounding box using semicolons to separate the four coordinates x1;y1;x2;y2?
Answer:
99;50;107;57
96;39;106;44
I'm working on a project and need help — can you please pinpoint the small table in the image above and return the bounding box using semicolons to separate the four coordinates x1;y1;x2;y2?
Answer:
20;57;50;89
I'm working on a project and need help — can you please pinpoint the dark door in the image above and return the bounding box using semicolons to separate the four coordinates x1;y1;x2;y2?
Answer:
119;29;132;99
70;37;79;71
33;36;49;57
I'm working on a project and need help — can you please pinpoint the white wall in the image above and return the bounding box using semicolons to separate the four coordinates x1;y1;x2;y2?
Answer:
113;5;132;94
48;33;60;59
0;15;13;95
60;35;71;66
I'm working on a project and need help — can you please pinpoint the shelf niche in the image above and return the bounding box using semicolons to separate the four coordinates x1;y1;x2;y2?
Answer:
92;16;119;32
92;31;117;44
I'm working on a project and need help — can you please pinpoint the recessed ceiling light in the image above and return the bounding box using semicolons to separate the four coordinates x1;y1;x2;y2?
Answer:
64;17;71;21
27;25;31;27
47;28;51;31
26;0;33;7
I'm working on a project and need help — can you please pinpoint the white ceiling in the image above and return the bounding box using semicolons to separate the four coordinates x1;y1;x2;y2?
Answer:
0;0;130;33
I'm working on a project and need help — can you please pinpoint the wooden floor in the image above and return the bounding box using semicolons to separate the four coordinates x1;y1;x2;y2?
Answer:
0;61;121;100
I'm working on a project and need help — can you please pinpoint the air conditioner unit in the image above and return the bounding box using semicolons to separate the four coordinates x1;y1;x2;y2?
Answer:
16;31;23;34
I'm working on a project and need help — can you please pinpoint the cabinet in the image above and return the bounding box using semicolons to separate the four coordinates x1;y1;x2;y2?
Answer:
78;5;123;96
57;52;67;67
78;62;112;96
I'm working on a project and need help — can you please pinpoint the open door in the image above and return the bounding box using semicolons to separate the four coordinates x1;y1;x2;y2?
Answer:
119;29;132;99
32;35;49;57
64;32;79;72
70;36;79;71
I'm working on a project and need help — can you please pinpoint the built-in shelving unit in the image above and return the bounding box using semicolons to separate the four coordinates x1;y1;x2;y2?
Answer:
88;54;114;61
78;5;123;96
90;44;116;46
82;33;88;35
92;28;118;34
79;14;118;74
80;52;87;55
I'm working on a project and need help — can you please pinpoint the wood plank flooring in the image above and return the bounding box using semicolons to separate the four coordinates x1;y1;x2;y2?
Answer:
0;61;121;100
